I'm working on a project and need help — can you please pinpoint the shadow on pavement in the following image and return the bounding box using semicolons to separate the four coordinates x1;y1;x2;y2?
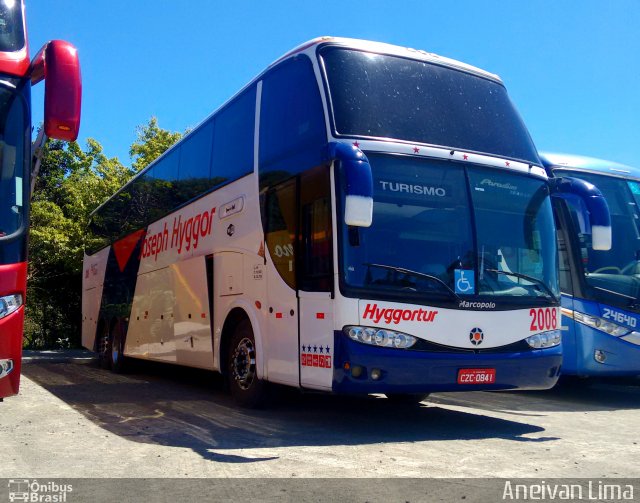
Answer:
428;376;640;416
21;355;560;463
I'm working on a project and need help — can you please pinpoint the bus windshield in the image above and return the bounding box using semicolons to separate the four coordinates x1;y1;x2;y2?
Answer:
0;0;24;52
0;83;25;238
321;48;539;164
339;154;559;306
560;170;640;310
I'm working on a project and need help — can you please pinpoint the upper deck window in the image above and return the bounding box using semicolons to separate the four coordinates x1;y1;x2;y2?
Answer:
0;1;24;52
259;55;326;186
321;48;538;164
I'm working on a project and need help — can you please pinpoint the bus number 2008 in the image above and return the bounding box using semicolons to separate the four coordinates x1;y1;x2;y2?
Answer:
529;308;558;331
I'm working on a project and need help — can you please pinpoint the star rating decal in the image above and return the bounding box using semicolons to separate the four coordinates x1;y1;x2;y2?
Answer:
301;344;330;354
300;343;332;369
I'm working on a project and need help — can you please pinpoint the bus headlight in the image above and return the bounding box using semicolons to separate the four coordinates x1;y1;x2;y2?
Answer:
526;330;561;349
345;326;417;349
0;294;22;320
573;311;630;337
0;359;13;378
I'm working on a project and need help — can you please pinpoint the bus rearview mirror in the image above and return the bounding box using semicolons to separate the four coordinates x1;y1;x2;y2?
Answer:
30;40;82;141
550;176;612;251
325;142;374;228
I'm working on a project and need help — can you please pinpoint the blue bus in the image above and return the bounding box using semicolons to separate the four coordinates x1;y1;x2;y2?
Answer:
542;153;640;377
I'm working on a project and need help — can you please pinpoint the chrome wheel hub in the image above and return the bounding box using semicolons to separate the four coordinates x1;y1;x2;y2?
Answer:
231;337;256;390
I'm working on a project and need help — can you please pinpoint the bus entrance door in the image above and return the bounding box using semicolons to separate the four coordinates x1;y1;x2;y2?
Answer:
298;291;334;390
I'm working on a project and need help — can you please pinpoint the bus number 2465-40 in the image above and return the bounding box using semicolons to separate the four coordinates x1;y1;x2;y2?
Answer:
529;308;558;332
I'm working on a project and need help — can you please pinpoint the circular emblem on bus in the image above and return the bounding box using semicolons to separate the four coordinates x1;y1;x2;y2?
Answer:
469;327;484;346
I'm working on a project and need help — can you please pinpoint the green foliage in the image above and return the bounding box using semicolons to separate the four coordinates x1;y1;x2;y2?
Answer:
129;116;182;172
25;118;180;349
25;138;132;348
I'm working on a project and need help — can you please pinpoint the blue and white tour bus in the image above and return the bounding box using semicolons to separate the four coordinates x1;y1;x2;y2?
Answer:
82;38;611;406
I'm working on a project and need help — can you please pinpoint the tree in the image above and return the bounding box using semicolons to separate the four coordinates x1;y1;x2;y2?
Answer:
25;118;184;348
25;138;133;348
129;116;182;172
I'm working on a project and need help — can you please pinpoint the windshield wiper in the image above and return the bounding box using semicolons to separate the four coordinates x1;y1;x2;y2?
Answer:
484;268;558;301
364;263;461;300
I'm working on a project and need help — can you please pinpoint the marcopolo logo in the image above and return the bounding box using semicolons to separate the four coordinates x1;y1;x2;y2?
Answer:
8;479;73;502
469;327;484;346
459;300;496;310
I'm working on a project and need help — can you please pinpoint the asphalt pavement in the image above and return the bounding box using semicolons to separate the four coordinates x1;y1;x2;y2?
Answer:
2;351;639;479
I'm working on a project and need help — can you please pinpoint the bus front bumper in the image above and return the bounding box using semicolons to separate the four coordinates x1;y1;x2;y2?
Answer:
0;305;23;398
574;326;640;377
332;332;562;394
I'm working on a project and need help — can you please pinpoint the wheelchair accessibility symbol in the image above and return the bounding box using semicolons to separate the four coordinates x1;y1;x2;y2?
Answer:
455;269;475;295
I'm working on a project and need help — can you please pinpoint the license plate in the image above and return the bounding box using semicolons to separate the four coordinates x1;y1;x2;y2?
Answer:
457;368;496;385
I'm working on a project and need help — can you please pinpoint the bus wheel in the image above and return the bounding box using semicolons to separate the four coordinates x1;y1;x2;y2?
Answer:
97;322;111;369
228;320;266;408
384;393;429;404
108;321;127;374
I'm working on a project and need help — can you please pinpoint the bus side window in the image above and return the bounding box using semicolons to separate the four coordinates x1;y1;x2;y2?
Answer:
553;199;575;295
299;167;332;292
264;179;297;289
259;54;326;186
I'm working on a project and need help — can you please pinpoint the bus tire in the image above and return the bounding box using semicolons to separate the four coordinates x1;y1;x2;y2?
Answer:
384;393;429;404
108;321;128;374
97;320;111;370
557;375;591;388
227;319;267;408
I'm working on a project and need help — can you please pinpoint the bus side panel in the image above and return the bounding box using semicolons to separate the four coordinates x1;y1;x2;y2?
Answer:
571;297;602;376
567;298;640;376
212;252;248;371
145;266;176;363
559;294;579;375
263;245;299;387
212;252;267;376
173;255;214;369
97;230;146;354
125;270;150;358
81;247;110;351
299;291;334;390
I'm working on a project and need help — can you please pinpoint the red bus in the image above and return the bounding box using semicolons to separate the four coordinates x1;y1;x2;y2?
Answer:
0;0;81;400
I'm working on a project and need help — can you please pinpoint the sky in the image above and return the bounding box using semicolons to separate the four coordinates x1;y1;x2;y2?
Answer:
26;0;640;168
